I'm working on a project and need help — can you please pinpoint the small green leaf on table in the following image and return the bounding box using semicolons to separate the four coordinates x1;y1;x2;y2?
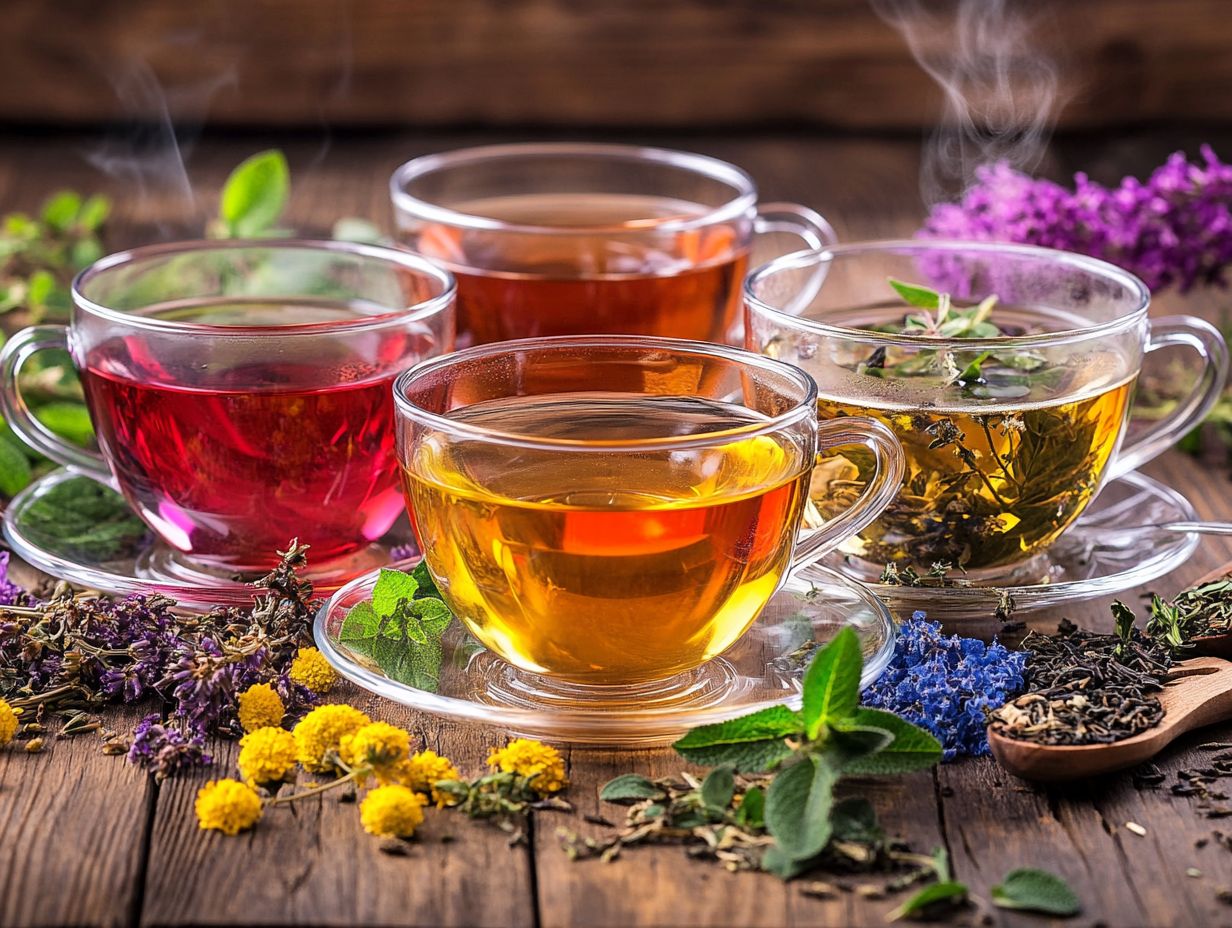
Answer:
700;765;736;811
765;755;837;864
599;774;666;803
991;868;1081;916
886;880;969;922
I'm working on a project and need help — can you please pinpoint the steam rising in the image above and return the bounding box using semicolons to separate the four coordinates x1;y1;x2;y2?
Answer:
871;0;1063;203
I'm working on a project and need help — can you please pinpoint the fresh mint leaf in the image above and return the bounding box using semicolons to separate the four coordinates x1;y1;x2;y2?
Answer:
600;774;665;803
886;880;969;922
674;737;795;773
18;476;146;560
801;625;861;739
765;755;836;863
991;868;1081;916
735;785;765;828
372;567;420;617
825;724;894;766
372;632;443;691
41;191;81;232
888;278;941;310
700;765;736;811
673;704;802;771
218;150;290;238
0;434;32;496
410;560;441;600
340;600;380;643
835;708;942;775
77;194;110;232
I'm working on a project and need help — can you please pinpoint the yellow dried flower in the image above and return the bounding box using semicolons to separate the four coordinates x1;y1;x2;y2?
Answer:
289;646;338;694
359;784;427;838
293;704;371;772
339;722;410;778
237;727;297;786
401;749;463;807
487;738;568;794
236;682;285;733
195;778;263;835
0;698;19;747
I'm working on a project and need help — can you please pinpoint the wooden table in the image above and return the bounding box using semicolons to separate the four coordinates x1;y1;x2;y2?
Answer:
3;129;1232;928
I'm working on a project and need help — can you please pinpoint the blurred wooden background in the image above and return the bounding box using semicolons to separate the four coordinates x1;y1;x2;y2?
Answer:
4;0;1231;130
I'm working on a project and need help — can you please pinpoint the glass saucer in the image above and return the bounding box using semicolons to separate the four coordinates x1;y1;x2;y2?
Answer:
2;468;417;609
314;563;896;746
830;470;1200;628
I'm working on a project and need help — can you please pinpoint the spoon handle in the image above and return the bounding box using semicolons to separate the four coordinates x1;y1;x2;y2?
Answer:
1158;522;1232;536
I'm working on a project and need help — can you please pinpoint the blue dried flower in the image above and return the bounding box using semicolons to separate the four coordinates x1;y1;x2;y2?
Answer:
862;612;1026;760
921;147;1232;293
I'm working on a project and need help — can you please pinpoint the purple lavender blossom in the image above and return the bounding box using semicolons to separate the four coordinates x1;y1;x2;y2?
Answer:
921;146;1232;293
127;713;212;780
862;612;1026;761
0;552;24;606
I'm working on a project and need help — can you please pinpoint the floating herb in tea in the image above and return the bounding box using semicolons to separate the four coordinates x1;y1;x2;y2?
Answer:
808;278;1134;572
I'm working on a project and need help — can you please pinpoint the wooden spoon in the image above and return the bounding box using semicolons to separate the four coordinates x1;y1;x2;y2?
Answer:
988;656;1232;782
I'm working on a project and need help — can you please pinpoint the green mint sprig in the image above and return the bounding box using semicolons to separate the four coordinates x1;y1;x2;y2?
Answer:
339;564;454;692
670;626;942;878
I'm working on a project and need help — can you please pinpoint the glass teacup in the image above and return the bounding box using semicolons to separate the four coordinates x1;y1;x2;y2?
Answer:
0;240;455;572
393;335;902;685
390;143;834;347
745;241;1229;578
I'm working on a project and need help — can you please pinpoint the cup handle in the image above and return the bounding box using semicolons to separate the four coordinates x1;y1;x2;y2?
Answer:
790;416;905;572
0;325;112;484
1107;315;1230;481
753;202;837;253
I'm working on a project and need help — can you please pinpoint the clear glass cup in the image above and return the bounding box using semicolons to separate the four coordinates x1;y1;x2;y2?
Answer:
745;240;1229;578
393;335;902;686
390;142;835;347
0;239;455;572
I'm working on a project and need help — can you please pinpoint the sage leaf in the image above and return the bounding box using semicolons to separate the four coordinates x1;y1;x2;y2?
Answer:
801;625;861;739
886;880;969;922
888;278;941;310
0;434;32;496
700;765;736;811
836;708;942;775
765;755;836;862
991;868;1081;916
219;150;290;238
599;774;665;803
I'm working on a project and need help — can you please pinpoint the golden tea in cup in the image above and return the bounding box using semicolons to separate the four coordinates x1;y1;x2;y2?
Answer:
745;241;1228;576
394;336;901;685
390;143;833;347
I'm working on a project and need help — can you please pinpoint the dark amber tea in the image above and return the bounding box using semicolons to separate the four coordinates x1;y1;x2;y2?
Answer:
409;193;748;346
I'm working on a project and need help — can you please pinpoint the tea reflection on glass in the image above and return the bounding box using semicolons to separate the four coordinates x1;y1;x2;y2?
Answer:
745;241;1229;577
394;336;901;686
390;143;833;347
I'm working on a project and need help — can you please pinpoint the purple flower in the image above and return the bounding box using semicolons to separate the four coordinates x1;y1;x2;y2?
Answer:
0;551;25;606
862;612;1027;760
921;147;1232;293
127;713;212;779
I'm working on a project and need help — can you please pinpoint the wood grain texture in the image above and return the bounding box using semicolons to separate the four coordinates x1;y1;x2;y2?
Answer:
4;129;1232;926
3;0;1232;130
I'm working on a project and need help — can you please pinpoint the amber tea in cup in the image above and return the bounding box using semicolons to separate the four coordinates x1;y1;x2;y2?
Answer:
394;336;901;685
390;143;834;347
746;241;1229;576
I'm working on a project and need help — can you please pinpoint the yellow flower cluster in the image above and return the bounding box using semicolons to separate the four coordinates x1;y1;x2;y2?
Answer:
400;750;462;807
237;727;297;786
340;721;411;780
488;738;568;794
0;698;19;747
288;647;339;694
237;683;285;733
195;778;263;835
360;784;427;838
293;704;371;772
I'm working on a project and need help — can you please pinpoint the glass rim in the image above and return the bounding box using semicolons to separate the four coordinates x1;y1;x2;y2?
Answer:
392;334;818;454
389;142;759;235
744;239;1153;349
71;238;457;337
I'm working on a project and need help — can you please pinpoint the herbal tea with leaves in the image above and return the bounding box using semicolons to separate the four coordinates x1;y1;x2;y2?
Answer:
803;279;1134;573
